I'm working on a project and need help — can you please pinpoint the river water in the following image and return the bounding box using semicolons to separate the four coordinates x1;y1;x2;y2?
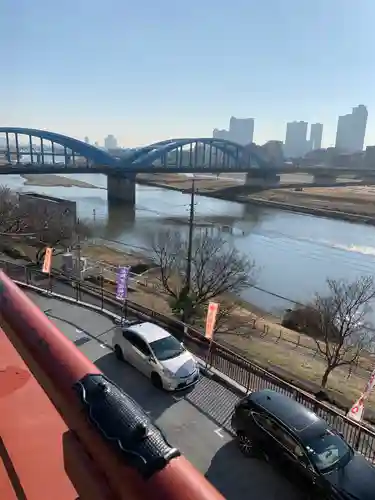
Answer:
3;172;375;318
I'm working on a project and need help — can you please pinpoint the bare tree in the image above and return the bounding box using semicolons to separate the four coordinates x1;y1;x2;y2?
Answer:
151;229;257;320
0;186;29;236
309;276;375;389
34;218;93;264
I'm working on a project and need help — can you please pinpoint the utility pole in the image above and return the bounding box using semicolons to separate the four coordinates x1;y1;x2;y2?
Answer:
185;178;195;294
76;218;82;299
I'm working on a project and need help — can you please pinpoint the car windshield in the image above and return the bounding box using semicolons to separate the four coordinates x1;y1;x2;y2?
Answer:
150;336;185;361
304;429;352;472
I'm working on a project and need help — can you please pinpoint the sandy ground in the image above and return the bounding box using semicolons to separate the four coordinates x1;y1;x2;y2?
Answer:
137;173;241;192
254;185;375;217
138;173;375;218
21;174;103;189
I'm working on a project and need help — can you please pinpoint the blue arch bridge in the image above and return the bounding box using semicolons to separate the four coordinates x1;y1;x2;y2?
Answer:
0;127;280;206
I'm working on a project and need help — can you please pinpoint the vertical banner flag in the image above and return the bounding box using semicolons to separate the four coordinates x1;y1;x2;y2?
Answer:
347;368;375;422
42;247;53;274
116;266;130;300
347;395;365;423
205;302;219;341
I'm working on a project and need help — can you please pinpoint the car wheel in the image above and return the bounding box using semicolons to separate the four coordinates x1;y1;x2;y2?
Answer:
237;432;255;457
114;345;124;361
151;372;163;390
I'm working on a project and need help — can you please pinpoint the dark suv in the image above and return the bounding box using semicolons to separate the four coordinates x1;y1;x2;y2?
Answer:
231;389;375;500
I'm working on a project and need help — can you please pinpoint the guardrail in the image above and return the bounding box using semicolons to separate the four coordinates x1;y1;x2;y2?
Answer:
2;258;375;462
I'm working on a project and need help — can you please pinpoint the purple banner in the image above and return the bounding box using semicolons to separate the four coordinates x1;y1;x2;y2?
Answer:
116;266;130;300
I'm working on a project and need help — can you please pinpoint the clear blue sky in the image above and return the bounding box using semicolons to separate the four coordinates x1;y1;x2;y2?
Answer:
1;0;374;147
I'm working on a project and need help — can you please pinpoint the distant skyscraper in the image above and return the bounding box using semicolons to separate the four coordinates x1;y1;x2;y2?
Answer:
309;123;323;151
284;121;308;158
335;105;368;153
84;136;90;144
213;128;230;140
228;117;254;145
104;134;118;150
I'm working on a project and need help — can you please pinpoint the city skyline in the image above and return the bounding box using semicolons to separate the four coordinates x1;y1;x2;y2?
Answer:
2;1;375;147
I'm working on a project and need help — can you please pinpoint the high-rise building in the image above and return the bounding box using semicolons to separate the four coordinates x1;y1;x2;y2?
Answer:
335;105;368;153
228;117;254;145
284;121;308;158
309;123;323;151
84;136;90;144
213;128;230;140
104;134;118;150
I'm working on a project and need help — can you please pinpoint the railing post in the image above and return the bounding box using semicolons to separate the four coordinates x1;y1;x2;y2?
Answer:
100;275;104;310
354;428;362;451
246;369;251;393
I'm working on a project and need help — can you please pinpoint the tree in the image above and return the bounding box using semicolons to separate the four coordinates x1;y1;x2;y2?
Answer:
0;186;29;236
309;276;375;389
151;229;257;320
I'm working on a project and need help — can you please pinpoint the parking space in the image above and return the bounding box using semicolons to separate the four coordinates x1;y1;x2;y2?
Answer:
25;291;304;500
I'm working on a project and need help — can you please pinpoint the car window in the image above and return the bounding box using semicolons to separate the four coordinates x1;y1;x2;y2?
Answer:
304;429;352;472
149;335;185;361
252;413;304;458
123;330;151;356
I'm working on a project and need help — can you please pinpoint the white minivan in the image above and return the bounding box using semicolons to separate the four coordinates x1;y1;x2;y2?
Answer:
112;320;200;391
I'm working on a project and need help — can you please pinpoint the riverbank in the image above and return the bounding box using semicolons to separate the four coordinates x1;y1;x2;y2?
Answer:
20;173;103;189
69;243;375;416
58;244;375;419
137;174;375;225
4;239;375;418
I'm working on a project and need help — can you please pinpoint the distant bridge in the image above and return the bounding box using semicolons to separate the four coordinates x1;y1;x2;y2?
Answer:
1;127;375;206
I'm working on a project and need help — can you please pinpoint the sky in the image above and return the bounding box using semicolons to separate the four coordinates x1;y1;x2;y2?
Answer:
1;0;375;148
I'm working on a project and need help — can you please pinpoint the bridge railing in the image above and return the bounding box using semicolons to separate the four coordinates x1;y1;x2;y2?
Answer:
1;259;375;463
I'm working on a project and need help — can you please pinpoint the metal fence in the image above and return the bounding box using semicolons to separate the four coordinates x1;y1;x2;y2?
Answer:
2;258;375;462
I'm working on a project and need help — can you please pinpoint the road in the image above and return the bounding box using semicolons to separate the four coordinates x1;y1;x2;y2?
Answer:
24;290;304;500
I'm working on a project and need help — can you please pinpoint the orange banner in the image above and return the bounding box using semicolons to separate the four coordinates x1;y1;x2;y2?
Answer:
42;247;53;274
205;302;219;340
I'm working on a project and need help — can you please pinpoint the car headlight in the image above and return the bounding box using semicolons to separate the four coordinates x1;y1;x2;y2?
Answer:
162;368;175;378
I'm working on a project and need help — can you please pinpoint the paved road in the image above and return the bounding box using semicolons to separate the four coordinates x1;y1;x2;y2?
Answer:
24;291;304;500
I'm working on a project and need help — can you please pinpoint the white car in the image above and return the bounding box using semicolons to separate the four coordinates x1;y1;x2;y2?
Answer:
112;320;200;391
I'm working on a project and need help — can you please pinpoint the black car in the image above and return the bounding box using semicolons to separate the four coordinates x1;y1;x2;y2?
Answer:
231;389;375;500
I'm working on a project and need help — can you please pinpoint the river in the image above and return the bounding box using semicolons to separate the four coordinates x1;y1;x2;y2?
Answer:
2;172;375;318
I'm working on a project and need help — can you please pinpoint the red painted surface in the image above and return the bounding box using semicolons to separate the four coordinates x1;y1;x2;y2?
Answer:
0;271;225;500
0;326;113;500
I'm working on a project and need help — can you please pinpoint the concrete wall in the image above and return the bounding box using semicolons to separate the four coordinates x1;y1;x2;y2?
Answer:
19;193;77;230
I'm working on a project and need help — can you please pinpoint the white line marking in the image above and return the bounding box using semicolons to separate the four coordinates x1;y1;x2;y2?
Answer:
214;428;224;438
99;344;107;349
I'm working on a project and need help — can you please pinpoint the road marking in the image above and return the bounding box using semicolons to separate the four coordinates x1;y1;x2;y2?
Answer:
99;344;107;349
214;428;224;438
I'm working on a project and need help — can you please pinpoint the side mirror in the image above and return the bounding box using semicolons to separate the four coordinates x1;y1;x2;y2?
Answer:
149;356;156;363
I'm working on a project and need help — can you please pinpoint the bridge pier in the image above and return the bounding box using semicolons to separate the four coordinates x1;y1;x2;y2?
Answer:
107;173;136;206
312;174;337;185
245;172;280;189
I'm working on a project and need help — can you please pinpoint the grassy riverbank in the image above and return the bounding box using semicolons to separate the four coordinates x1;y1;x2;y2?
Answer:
137;173;375;225
78;243;375;418
5;238;375;418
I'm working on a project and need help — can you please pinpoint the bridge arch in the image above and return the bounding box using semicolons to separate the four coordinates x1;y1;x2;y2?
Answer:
127;138;268;169
0;127;118;166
